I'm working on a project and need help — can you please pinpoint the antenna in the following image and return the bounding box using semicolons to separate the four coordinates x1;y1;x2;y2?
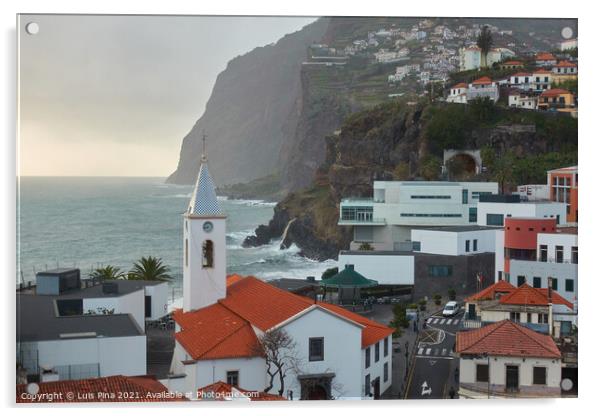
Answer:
201;131;208;163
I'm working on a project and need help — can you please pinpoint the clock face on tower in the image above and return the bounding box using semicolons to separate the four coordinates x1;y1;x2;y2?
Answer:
203;221;213;233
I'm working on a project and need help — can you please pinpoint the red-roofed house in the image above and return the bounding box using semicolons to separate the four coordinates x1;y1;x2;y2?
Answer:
535;52;557;67
446;82;468;103
500;60;523;70
553;60;577;75
467;77;499;102
456;320;562;398
166;157;394;401
463;279;575;338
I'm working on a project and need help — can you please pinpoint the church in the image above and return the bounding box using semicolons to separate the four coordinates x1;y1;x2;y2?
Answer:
166;153;394;400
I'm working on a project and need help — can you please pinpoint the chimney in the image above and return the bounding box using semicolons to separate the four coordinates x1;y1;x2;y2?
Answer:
547;277;554;336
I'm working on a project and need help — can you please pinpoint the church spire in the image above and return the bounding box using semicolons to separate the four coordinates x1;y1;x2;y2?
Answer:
187;133;224;217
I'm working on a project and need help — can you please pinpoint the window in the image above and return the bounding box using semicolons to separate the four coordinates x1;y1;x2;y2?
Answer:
486;213;504;226
410;195;451;199
551;278;558;291
510;312;520;322
342;206;374;222
517;275;526;286
465;240;470;252
565;279;574;293
538;313;549;324
476;364;489;382
226;371;239;386
384;362;389;383
309;338;324;361
412;241;421;251
533;277;542;288
555;246;564;263
365;347;370;368
533;367;547;385
384;336;389;357
540;245;548;262
144;296;152;318
473;239;478;251
462;189;468;204
375;342;380;363
365;374;371;396
202;240;214;268
428;265;453;277
571;247;578;264
469;207;477;223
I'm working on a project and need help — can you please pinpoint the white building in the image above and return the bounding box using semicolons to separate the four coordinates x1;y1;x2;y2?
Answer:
508;90;538;110
339;181;499;251
17;275;167;381
167;155;394;400
447;83;468;103
467;77;499;102
411;226;497;256
515;184;550;200
560;38;577;51
460;46;510;71
476;196;567;226
374;49;408;64
457;320;562;398
507;229;578;306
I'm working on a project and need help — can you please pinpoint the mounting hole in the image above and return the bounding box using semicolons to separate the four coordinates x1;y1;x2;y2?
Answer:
561;27;573;40
25;22;39;35
560;378;573;391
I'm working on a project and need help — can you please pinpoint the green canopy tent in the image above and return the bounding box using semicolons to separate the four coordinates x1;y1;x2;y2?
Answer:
320;264;378;306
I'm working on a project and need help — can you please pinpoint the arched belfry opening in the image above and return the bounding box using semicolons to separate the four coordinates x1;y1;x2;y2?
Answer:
202;240;214;268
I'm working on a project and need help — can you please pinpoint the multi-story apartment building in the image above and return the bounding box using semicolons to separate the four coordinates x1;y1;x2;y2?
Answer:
338;181;499;251
548;166;578;223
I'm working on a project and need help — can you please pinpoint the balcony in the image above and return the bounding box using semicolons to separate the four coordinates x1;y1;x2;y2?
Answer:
338;217;387;226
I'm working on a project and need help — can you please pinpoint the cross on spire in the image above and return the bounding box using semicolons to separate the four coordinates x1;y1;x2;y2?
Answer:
201;131;208;163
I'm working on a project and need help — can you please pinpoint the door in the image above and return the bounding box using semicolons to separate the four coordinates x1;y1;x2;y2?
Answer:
506;365;519;392
468;304;476;320
373;377;380;399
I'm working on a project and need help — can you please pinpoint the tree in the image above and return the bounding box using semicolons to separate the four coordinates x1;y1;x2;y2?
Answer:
491;151;517;193
392;161;410;180
321;267;339;280
468;97;496;123
89;265;125;280
253;328;301;397
477;25;493;68
128;256;173;281
418;155;442;180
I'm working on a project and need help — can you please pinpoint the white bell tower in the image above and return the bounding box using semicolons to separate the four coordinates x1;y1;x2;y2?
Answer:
182;138;227;312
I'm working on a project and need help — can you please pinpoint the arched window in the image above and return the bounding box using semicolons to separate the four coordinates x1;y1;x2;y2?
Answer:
202;240;214;268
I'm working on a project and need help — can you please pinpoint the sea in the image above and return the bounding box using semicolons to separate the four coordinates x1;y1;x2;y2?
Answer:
17;177;336;305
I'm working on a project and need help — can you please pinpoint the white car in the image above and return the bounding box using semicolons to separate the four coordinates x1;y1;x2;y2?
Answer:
442;301;459;317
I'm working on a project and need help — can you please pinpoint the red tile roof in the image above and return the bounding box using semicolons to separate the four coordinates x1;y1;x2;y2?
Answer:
540;88;572;97
536;52;556;61
533;68;551;74
16;375;186;402
511;72;531;77
471;76;493;85
451;82;468;89
198;381;286;401
173;303;263;361
174;277;394;360
456;319;561;358
226;274;244;286
555;60;577;67
465;280;516;302
499;283;573;309
503;60;523;65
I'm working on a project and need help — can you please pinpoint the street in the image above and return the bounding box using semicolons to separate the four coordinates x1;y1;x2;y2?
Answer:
404;308;463;399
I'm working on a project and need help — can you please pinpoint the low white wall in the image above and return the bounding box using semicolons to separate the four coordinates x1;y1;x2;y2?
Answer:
338;253;414;285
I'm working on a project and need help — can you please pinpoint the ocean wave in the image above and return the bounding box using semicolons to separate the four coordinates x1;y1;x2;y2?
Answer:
223;198;277;207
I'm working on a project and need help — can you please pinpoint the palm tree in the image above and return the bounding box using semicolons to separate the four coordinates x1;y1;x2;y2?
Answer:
89;265;126;280
128;256;172;281
477;25;493;68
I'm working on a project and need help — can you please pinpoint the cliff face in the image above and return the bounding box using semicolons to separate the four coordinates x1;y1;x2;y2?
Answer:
166;18;330;185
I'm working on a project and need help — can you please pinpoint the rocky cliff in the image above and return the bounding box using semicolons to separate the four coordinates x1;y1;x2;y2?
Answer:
166;18;330;185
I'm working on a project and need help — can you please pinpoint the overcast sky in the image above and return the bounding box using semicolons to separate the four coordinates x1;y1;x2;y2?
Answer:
18;14;317;177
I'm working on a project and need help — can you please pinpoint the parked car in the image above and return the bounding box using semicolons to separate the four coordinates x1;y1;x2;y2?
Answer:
442;301;460;317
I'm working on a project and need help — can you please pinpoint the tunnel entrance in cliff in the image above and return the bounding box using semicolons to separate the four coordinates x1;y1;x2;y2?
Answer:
443;152;479;180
